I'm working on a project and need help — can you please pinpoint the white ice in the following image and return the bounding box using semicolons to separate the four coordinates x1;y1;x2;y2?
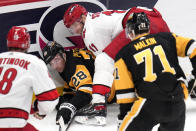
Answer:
28;98;196;131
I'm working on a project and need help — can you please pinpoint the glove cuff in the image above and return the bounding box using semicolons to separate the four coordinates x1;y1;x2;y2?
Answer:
60;103;77;116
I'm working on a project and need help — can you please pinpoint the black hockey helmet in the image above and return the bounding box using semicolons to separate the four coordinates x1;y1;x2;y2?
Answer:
42;41;65;64
126;12;150;36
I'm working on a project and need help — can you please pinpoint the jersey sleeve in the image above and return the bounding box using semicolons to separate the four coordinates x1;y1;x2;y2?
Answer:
31;59;59;115
172;33;195;57
170;33;196;77
69;65;93;94
114;58;136;104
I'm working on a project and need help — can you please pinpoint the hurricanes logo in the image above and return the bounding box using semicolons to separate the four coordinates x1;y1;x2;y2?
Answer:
36;0;106;57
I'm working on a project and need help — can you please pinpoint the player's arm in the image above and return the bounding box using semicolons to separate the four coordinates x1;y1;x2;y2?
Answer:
171;33;195;57
32;59;59;116
171;33;196;73
68;65;93;109
171;33;196;96
104;29;131;59
56;65;92;125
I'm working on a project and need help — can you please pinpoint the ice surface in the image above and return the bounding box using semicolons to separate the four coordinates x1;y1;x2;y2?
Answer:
28;98;196;131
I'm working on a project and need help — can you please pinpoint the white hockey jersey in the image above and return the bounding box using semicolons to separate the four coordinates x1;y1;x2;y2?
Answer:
82;10;127;56
0;52;59;128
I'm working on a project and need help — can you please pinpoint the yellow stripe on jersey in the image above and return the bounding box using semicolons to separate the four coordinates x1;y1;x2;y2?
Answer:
118;97;146;131
172;33;193;57
117;98;137;104
114;58;135;90
107;82;116;103
79;89;92;94
114;58;136;104
181;83;188;100
69;65;93;94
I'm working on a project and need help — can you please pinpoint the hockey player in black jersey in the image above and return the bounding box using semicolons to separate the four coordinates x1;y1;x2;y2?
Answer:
42;41;95;129
116;12;196;131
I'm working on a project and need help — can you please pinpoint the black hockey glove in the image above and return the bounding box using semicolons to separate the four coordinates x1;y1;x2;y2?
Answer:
56;102;77;125
56;94;74;110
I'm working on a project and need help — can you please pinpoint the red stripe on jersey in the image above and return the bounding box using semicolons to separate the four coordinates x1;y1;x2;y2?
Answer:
103;29;131;59
0;123;38;131
0;108;28;120
93;85;110;96
0;0;47;7
104;7;170;59
36;89;59;101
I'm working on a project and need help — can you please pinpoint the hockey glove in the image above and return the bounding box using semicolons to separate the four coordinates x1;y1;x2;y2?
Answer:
56;103;77;125
56;94;74;110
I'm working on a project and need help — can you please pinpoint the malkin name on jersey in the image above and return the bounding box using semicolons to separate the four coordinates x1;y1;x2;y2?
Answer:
134;37;157;51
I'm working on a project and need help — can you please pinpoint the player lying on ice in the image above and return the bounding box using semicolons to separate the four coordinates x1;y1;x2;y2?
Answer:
116;12;196;131
62;4;171;126
0;26;59;131
42;41;116;129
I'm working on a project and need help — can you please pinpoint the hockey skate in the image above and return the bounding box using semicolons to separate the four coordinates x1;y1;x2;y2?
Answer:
74;103;107;126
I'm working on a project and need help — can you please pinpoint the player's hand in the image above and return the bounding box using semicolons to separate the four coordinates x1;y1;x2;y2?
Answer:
33;111;46;120
56;103;76;125
56;94;74;110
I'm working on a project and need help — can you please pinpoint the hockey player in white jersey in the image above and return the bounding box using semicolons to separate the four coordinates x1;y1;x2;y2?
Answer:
63;4;170;125
0;26;59;131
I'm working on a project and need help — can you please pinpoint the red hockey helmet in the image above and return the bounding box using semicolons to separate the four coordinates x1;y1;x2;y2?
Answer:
7;26;30;49
63;4;87;28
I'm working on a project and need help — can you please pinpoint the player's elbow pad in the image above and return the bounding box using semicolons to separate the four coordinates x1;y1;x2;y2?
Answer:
38;98;59;115
93;53;115;87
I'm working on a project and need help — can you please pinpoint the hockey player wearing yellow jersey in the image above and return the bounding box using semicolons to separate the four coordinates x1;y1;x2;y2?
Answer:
116;12;195;131
42;41;95;128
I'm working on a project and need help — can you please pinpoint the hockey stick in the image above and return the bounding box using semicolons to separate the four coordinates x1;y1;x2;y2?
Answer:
59;114;76;131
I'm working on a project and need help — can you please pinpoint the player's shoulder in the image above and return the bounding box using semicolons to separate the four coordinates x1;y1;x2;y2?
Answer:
155;32;173;38
26;53;44;64
23;53;47;69
153;32;176;42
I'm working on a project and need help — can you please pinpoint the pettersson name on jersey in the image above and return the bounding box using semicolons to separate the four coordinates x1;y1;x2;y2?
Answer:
0;58;30;70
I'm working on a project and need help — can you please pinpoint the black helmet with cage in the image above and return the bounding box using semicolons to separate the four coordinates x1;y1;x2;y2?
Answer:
42;41;65;64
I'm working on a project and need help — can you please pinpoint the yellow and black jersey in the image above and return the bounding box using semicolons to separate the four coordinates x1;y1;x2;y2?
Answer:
60;48;95;95
115;32;195;99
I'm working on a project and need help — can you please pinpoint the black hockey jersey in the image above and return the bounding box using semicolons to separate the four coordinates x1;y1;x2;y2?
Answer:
115;32;195;100
60;48;94;95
